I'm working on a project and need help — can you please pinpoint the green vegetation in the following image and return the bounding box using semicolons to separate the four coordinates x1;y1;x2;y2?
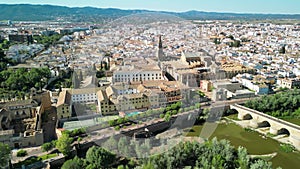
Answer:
13;153;57;168
185;122;300;168
244;128;254;132
0;143;11;168
0;39;11;50
229;40;241;47
62;137;276;169
245;89;300;118
62;128;86;137
226;113;240;121
61;156;85;169
213;38;221;44
33;34;64;48
41;142;55;152
108;117;130;127
62;146;116;169
266;132;276;137
56;133;73;157
0;50;16;71
0;68;51;100
279;45;286;54
145;138;274;169
39;153;57;160
0;40;17;71
16;149;27;157
86;146;116;168
107;101;202;130
46;69;73;90
279;143;295;153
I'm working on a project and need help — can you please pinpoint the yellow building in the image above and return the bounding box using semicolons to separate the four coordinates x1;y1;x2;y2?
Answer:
56;90;72;119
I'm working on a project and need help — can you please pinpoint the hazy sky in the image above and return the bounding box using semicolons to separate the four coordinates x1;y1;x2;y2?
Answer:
1;0;300;14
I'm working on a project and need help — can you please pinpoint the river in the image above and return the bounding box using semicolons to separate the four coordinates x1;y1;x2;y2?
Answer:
184;122;300;169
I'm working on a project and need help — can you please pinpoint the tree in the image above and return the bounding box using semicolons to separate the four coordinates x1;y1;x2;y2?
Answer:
230;40;241;47
118;137;130;157
56;134;73;156
86;146;116;169
279;46;286;54
213;38;221;45
236;146;249;169
0;143;11;168
164;114;171;122
61;156;85;169
250;159;272;169
103;136;117;150
42;142;54;152
141;162;155;169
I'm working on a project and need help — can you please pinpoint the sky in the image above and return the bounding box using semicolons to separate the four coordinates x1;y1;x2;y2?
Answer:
1;0;300;14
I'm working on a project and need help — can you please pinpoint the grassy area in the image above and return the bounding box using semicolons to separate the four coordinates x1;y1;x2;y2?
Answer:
39;153;57;160
225;114;240;121
266;132;276;137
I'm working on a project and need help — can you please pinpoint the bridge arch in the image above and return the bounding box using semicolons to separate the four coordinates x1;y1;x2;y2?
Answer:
227;108;239;115
242;113;253;120
277;128;290;136
257;121;271;128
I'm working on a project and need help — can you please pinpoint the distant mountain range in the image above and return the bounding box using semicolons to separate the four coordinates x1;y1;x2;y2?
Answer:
1;4;300;22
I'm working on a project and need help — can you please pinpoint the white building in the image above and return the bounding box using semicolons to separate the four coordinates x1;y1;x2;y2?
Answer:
67;88;103;103
112;65;163;83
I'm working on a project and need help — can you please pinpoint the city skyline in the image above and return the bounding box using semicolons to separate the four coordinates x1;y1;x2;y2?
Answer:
1;0;300;14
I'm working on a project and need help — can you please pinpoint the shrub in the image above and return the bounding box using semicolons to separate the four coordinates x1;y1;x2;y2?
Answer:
41;142;54;152
115;126;120;131
280;143;295;153
16;149;28;157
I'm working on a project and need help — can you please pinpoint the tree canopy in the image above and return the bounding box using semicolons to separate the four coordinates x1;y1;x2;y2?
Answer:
0;143;11;168
85;146;116;169
61;156;85;169
245;89;300;118
62;138;277;169
56;133;73;156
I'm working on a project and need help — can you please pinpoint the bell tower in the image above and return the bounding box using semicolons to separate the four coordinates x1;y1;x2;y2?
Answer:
156;35;164;61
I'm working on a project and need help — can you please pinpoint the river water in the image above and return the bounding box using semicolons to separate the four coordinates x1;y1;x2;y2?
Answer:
185;122;300;169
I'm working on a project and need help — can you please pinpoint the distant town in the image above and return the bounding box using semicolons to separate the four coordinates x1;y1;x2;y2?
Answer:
0;5;300;169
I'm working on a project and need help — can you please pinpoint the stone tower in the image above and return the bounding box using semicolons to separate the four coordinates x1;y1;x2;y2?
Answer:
156;35;165;62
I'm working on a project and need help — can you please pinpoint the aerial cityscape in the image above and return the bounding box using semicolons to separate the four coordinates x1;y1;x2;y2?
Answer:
0;1;300;169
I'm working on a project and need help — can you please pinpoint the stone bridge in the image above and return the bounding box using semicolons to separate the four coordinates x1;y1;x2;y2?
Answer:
230;104;300;149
